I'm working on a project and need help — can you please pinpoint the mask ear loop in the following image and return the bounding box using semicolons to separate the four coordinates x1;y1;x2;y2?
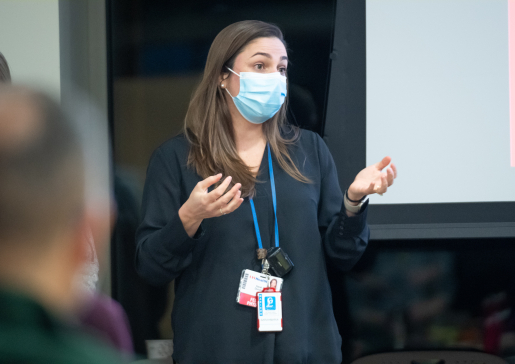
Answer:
223;66;240;97
225;66;240;77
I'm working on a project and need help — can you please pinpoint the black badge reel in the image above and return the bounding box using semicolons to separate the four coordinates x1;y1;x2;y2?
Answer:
266;247;294;277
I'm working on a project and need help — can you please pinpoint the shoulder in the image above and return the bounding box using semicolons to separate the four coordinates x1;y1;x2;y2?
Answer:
0;292;123;364
146;133;191;178
154;133;190;159
285;127;331;159
297;128;326;149
290;129;335;178
150;133;190;166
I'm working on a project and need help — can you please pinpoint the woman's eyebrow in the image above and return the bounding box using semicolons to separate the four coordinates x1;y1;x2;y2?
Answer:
250;52;288;61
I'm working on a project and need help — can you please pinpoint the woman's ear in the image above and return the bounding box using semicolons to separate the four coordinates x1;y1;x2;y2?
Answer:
219;72;230;89
219;72;229;83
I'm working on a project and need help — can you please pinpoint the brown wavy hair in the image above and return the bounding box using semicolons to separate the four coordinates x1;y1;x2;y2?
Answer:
184;20;310;198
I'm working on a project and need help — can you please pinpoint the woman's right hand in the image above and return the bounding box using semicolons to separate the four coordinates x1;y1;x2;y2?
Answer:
179;174;244;237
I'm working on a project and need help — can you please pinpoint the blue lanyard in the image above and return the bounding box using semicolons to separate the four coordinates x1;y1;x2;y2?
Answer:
249;144;279;250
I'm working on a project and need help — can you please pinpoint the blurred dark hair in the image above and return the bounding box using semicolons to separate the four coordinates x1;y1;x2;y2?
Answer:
0;86;83;244
0;53;11;83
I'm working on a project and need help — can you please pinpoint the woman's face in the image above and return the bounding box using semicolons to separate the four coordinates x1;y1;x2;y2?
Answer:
224;36;288;98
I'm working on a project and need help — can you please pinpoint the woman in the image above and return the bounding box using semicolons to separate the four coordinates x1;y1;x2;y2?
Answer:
136;20;396;364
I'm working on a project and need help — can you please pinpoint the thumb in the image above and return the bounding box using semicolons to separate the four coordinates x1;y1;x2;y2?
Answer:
375;156;392;171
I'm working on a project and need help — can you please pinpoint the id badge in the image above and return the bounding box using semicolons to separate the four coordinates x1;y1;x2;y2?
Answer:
236;269;283;308
257;288;282;332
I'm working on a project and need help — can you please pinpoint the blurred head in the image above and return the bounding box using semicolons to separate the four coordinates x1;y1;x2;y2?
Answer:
270;279;277;289
0;87;84;242
0;53;11;83
185;20;309;197
0;86;99;310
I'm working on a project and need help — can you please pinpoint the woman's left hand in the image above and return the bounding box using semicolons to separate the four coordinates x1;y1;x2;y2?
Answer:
347;156;397;201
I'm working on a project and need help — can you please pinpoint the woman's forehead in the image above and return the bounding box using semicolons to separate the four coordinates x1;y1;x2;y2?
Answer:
240;37;287;60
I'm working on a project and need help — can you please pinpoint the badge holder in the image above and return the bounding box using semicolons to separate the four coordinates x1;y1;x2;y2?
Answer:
257;287;282;332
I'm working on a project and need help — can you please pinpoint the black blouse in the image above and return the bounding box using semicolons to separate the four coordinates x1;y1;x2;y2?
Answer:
136;130;369;364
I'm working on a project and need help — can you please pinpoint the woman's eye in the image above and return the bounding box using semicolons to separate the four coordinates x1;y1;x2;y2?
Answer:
279;68;287;75
255;64;263;70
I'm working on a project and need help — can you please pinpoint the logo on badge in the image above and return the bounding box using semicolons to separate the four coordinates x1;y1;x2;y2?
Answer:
265;296;276;310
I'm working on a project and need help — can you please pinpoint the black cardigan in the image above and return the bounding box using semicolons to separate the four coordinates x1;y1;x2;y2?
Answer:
135;130;369;364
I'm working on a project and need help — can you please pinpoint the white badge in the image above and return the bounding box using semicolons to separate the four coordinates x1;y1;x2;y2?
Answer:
257;288;282;332
236;269;283;308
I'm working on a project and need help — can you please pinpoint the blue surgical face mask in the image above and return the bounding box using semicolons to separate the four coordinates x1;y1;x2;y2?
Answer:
225;67;287;124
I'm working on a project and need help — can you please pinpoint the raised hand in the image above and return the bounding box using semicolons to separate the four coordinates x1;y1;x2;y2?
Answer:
347;156;397;201
179;174;244;237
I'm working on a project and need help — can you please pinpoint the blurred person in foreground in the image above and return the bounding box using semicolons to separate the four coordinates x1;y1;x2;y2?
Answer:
0;86;123;363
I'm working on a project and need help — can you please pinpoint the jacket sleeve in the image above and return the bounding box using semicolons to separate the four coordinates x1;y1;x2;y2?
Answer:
315;135;370;272
135;147;205;286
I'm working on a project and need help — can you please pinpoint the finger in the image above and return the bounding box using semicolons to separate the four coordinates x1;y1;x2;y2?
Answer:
207;176;232;202
375;156;392;171
224;190;244;213
216;183;241;206
373;178;382;194
391;163;398;179
386;168;394;187
197;173;222;191
379;174;388;194
372;173;387;194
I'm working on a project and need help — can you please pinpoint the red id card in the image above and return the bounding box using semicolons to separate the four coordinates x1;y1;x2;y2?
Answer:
236;269;283;308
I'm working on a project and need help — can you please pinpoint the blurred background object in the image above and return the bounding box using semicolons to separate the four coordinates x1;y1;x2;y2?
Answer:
346;239;515;361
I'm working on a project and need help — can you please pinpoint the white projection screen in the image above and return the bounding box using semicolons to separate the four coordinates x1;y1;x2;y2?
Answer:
324;0;515;239
367;0;513;205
